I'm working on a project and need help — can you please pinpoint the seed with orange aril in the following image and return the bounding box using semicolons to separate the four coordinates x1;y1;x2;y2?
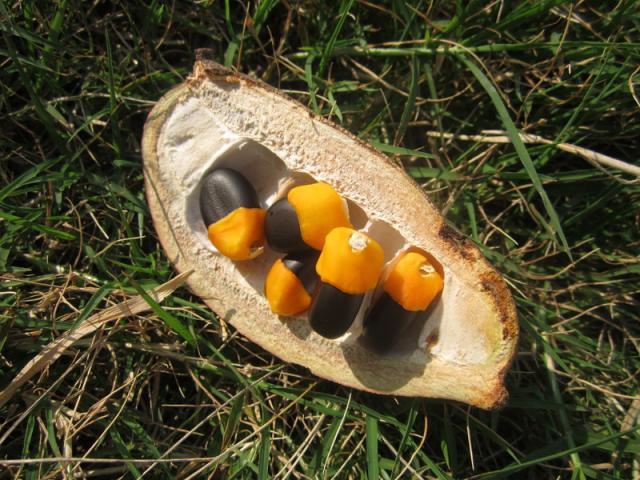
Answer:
265;251;319;316
384;252;444;311
264;182;351;253
207;208;266;260
362;251;444;353
309;227;384;339
200;168;266;260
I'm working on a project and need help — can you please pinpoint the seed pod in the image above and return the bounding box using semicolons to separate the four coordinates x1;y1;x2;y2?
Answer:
143;59;520;409
265;251;319;316
362;251;444;353
199;168;266;260
265;182;351;252
309;227;384;338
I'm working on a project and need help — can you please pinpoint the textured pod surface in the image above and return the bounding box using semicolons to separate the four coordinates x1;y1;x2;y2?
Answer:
142;56;519;409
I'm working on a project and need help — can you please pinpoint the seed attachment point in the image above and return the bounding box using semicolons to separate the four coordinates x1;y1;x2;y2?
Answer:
349;232;369;252
419;263;436;276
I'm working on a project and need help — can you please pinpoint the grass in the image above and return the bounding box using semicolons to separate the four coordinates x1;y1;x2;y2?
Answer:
1;0;639;478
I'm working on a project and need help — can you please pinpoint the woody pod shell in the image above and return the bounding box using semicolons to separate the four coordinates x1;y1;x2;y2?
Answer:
142;53;518;410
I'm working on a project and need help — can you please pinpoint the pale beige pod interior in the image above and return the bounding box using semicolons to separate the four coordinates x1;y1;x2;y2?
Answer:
142;54;519;410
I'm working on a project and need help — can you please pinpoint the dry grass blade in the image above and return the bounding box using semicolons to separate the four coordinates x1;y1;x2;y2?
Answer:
0;271;192;409
427;131;640;178
619;396;640;477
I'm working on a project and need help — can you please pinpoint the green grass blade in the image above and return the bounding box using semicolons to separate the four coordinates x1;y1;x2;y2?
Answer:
21;414;36;479
258;420;271;479
223;0;235;36
105;27;122;158
2;30;68;155
222;392;246;450
253;0;280;35
395;53;419;143
129;278;197;347
390;404;417;477
42;0;67;65
44;409;62;458
372;141;436;160
406;166;461;181
365;413;379;479
317;0;354;77
476;428;639;478
109;429;142;478
457;54;572;258
71;283;112;328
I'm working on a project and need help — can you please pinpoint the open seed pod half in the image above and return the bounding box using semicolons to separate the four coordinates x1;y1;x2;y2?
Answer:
142;52;518;410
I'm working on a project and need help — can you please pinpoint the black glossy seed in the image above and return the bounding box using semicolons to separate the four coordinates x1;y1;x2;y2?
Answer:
361;292;418;354
282;251;319;295
309;283;364;339
265;198;308;253
199;168;260;226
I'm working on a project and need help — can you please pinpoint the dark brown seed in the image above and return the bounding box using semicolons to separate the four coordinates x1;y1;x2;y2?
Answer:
361;292;418;354
282;251;319;295
264;198;308;253
199;168;260;226
309;283;364;339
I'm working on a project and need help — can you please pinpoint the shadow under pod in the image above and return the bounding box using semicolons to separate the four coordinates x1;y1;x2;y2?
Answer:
340;292;443;392
340;341;428;393
282;316;313;341
370;291;444;356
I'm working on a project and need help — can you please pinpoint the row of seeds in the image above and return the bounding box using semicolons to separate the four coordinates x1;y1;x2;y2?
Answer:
199;168;444;353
